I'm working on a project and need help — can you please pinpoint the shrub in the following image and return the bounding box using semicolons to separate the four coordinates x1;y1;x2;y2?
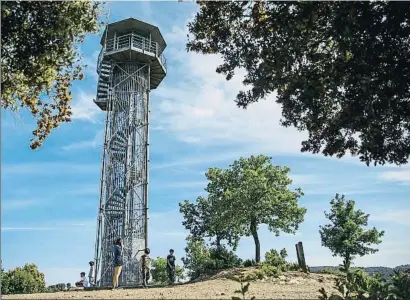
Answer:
264;248;288;271
243;259;257;268
287;262;300;271
209;246;242;270
319;267;347;277
319;268;410;300
260;265;281;278
1;264;46;295
151;257;185;285
389;269;410;300
182;236;213;279
182;236;243;280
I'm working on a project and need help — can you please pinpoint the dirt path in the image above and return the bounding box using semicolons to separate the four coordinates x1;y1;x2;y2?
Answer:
3;272;339;299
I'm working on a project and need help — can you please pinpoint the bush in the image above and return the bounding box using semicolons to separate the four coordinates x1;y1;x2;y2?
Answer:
264;248;288;271
243;259;257;268
389;269;410;300
151;257;185;285
182;236;213;280
287;262;300;271
1;264;46;295
208;246;242;270
260;265;281;278
319;268;410;300
318;267;347;277
182;236;242;280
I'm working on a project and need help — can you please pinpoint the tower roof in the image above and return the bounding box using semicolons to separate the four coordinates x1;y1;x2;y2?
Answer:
100;18;166;52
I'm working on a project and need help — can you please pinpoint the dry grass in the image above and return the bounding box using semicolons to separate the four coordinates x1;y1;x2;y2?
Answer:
3;269;339;299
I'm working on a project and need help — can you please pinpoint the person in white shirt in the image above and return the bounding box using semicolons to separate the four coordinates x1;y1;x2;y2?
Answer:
75;272;89;288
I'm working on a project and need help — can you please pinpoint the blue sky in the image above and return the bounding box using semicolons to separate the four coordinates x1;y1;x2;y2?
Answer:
2;1;410;285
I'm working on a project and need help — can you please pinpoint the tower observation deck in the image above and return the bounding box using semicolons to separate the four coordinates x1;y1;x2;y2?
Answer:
93;18;166;287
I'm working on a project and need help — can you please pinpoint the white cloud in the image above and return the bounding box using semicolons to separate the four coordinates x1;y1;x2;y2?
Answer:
2;199;44;211
152;180;207;189
152;20;309;157
62;130;103;151
71;91;104;123
2;162;99;175
290;174;324;186
2;219;96;232
378;170;410;185
82;50;100;81
371;209;410;226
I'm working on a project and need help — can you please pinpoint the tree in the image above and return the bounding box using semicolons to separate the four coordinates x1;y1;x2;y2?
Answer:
1;268;10;295
229;155;306;262
179;168;244;249
187;2;410;166
208;155;306;263
1;1;102;149
151;257;185;285
1;263;46;294
319;194;385;272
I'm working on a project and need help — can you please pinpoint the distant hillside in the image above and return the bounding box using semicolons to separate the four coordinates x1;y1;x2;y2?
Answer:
310;264;410;280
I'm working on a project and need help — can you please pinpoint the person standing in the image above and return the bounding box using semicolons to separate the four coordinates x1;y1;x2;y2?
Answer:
166;249;176;284
112;238;123;290
139;248;151;288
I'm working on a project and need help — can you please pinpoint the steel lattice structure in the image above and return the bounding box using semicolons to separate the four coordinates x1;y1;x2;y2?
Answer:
93;18;166;287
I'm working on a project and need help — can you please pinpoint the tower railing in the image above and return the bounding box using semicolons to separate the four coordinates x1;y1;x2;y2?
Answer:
97;32;167;74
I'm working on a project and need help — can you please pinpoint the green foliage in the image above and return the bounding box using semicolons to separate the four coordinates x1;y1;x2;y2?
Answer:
182;236;213;279
319;268;410;300
243;259;257;268
179;193;241;249
66;283;71;290
389;270;410;300
1;268;10;294
187;2;410;166
264;248;288;271
1;263;46;295
287;262;301;271
186;155;306;263
1;1;103;149
319;194;385;272
319;267;347;277
208;246;243;270
259;265;281;278
182;236;243;280
151;257;184;285
230;274;256;300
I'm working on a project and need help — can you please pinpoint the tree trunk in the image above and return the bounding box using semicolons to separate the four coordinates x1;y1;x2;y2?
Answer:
250;218;260;263
215;235;221;249
343;253;351;272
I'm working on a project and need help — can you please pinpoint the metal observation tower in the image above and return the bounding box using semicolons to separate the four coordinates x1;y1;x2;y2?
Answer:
93;18;166;287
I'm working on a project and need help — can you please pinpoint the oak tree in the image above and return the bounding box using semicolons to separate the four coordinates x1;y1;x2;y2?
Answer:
180;168;243;249
187;1;410;166
225;155;306;262
319;194;385;272
1;1;102;149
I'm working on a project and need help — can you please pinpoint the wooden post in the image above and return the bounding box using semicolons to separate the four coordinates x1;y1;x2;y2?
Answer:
295;243;301;267
296;241;308;273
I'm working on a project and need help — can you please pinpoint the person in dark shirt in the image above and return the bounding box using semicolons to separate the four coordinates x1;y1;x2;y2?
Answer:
88;261;95;286
166;249;176;284
112;238;123;289
139;248;151;288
